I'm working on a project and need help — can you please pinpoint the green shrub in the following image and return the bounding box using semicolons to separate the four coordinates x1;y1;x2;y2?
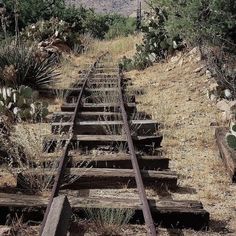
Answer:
120;56;134;72
105;17;136;39
2;1;136;41
3;0;65;30
152;0;236;49
21;17;82;49
0;44;58;90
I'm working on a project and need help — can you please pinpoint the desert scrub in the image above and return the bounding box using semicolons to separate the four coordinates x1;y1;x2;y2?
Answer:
1;124;91;194
85;208;134;236
21;17;82;50
0;43;58;90
0;123;56;194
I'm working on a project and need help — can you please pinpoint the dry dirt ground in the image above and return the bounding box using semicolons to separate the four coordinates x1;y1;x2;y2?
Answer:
127;50;236;235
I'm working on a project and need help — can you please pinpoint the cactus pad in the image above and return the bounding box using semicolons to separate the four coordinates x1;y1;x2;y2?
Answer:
226;133;236;150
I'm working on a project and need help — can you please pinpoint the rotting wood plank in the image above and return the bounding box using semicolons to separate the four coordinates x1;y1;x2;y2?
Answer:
69;153;169;170
44;134;163;150
61;102;136;112
15;168;177;190
37;153;168;170
0;193;209;230
51;110;150;122
215;127;236;182
65;95;135;105
39;87;140;98
41;195;72;236
51;120;158;135
51;111;122;122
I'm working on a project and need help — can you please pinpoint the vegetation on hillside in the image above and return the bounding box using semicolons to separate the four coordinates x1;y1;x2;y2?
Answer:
0;0;136;123
121;0;236;77
1;0;136;40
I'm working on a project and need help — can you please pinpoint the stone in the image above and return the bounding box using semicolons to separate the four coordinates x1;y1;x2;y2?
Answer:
193;65;206;73
222;111;230;122
178;58;184;66
210;121;219;127
0;227;10;235
206;70;212;79
216;99;230;112
170;55;181;63
224;89;232;99
210;94;217;102
188;47;198;56
194;56;202;62
228;101;236;112
209;82;219;92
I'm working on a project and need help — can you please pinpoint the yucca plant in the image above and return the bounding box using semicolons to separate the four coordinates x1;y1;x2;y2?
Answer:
0;43;58;90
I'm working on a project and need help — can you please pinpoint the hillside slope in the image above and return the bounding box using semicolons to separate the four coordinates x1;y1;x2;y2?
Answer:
66;0;145;16
74;37;236;235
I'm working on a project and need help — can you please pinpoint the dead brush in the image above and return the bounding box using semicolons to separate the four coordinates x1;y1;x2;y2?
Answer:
1;124;91;194
1;124;60;194
84;208;134;236
5;214;39;236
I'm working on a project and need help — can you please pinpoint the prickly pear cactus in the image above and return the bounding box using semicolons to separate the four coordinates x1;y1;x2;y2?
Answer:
0;86;49;122
226;133;236;150
226;122;236;150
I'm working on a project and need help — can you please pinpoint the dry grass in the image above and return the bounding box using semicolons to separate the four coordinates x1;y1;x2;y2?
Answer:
3;215;39;236
127;51;236;235
0;123;59;193
75;34;142;68
56;55;81;89
84;208;134;236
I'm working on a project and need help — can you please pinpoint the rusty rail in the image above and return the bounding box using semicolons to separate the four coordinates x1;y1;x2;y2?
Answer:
118;67;157;236
39;53;107;235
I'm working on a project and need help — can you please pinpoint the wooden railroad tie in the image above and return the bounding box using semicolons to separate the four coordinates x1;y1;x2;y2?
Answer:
215;127;236;182
0;193;209;230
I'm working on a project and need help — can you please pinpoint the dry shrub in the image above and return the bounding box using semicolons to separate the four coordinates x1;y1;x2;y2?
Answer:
204;45;236;98
1;124;58;193
4;215;39;236
1;123;92;194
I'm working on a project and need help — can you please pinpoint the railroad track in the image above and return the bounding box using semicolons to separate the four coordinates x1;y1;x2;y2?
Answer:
0;53;209;235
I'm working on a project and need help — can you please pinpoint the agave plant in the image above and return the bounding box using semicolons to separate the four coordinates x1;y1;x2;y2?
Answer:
0;44;58;90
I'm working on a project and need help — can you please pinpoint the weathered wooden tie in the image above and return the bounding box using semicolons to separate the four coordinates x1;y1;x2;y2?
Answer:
0;193;209;230
15;168;177;190
215;127;236;182
51;120;159;135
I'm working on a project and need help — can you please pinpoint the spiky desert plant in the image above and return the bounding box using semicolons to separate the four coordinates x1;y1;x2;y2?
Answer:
0;43;58;90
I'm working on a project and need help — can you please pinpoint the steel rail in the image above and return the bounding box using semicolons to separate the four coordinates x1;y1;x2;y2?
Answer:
39;53;107;235
118;67;157;236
